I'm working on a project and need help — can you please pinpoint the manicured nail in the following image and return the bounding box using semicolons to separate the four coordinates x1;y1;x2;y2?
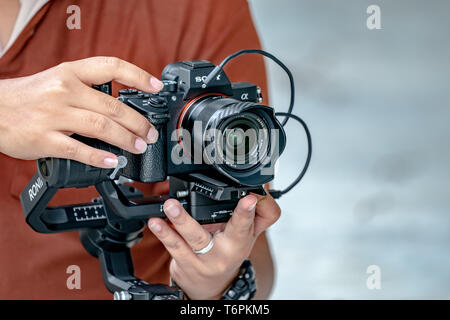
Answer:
135;137;147;153
147;127;159;143
248;198;258;211
104;157;118;168
150;77;164;91
164;203;180;218
149;221;162;233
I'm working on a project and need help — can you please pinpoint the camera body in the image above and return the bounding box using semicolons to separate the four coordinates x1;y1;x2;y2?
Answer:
116;60;285;187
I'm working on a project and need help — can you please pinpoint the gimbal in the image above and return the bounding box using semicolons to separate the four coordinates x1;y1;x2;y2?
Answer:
19;157;264;300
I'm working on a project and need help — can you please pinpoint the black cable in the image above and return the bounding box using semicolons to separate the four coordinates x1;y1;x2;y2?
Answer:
203;49;295;126
268;112;312;199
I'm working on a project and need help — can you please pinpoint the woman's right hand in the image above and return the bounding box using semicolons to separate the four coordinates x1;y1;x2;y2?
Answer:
0;57;164;168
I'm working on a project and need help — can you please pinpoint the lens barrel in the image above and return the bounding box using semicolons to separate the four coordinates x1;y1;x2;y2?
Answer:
179;96;286;186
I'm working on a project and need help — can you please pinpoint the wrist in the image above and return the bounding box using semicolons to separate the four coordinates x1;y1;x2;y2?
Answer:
208;266;241;300
221;259;257;300
182;265;241;300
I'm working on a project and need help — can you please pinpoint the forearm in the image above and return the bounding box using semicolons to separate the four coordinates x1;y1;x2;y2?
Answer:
249;231;275;299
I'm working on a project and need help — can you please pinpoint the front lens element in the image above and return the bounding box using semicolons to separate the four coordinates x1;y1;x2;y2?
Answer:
218;113;269;171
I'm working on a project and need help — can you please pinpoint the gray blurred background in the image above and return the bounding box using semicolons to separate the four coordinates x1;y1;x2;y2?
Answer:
246;0;450;299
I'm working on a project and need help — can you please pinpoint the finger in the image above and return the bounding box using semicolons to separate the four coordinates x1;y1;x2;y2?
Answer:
224;195;258;240
66;57;164;93
71;84;158;144
148;217;200;267
56;106;149;155
253;193;281;236
202;223;226;235
44;132;119;168
162;199;213;253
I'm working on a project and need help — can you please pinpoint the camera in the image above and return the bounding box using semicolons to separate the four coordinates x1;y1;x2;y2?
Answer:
113;59;286;187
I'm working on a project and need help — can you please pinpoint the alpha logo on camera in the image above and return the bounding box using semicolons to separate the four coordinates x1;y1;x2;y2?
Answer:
28;176;44;201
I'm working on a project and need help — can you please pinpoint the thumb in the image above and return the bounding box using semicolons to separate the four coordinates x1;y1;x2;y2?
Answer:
253;193;281;236
224;195;258;240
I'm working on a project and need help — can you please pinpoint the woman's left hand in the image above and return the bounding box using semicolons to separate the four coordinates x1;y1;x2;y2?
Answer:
148;193;281;300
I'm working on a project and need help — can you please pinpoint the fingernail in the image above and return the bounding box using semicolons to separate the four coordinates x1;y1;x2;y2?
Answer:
150;77;164;91
248;199;258;211
149;221;162;233
147;127;159;144
164;203;180;218
135;137;148;153
104;157;118;168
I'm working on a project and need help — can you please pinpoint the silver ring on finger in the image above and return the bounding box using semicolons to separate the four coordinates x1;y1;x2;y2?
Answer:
193;234;214;255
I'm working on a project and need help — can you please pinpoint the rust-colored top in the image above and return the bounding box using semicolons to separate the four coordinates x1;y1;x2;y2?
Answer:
0;0;267;299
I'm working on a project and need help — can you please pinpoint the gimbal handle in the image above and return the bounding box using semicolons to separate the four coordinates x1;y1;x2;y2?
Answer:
79;217;183;300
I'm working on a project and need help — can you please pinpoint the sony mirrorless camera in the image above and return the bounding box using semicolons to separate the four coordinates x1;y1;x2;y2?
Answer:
114;59;286;187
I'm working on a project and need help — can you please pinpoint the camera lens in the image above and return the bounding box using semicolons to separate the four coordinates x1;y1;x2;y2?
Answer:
219;114;269;171
178;95;286;186
227;130;243;148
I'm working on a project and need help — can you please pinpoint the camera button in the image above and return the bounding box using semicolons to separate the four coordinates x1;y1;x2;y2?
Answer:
151;113;170;120
118;89;138;95
149;96;167;108
161;80;177;92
